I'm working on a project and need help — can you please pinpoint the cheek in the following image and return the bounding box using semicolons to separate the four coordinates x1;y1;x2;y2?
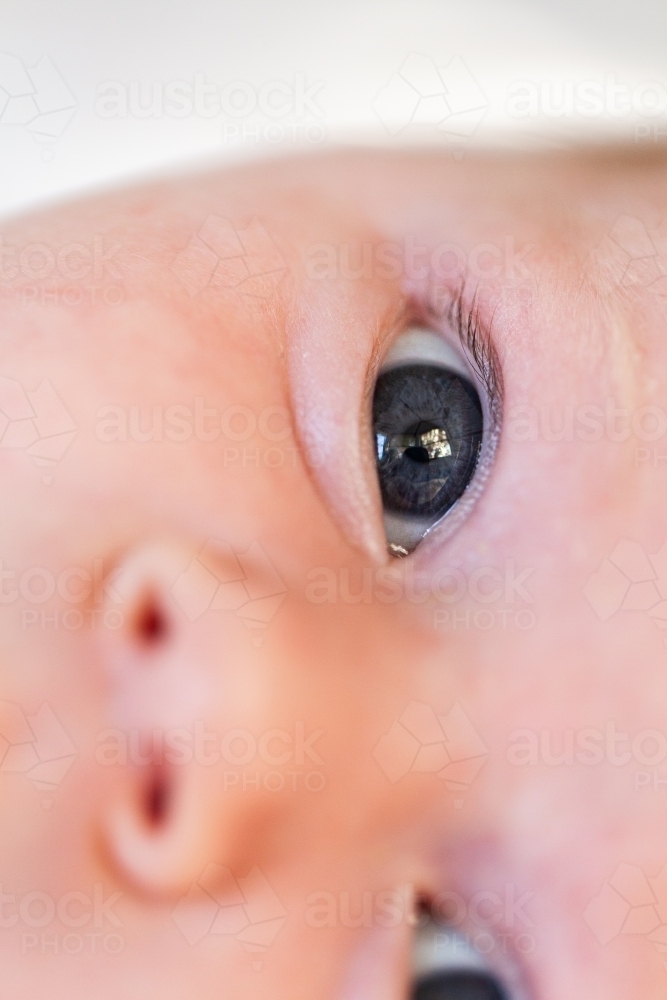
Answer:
368;617;667;998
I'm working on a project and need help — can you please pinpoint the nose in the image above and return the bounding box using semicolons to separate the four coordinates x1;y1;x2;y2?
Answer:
92;536;442;998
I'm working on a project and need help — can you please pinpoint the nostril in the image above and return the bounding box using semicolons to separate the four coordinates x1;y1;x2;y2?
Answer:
144;767;170;828
134;593;169;646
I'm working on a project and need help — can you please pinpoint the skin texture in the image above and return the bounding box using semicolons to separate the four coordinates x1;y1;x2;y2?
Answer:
0;147;666;998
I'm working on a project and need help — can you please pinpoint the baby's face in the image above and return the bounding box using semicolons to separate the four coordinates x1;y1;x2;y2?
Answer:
0;148;666;999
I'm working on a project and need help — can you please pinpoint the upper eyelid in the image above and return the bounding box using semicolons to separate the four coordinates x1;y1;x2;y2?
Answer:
456;293;503;409
368;289;504;422
425;286;504;427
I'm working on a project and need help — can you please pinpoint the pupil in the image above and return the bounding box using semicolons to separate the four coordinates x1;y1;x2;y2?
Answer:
404;445;431;463
403;421;451;463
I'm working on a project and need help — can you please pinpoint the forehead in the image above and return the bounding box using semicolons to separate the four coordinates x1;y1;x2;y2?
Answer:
2;147;665;362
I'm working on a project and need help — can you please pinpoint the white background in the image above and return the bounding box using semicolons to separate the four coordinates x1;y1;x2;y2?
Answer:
1;0;667;220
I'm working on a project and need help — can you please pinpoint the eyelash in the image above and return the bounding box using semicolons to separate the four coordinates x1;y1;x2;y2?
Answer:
427;285;504;426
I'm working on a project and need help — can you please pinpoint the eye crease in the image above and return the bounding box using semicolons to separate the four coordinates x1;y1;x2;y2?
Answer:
372;325;489;555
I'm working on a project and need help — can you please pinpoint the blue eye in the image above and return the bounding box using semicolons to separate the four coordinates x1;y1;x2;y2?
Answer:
372;327;486;554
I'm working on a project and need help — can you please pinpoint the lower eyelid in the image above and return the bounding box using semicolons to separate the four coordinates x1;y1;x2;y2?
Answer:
407;417;502;567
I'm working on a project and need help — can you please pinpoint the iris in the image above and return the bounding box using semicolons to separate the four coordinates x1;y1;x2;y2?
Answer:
373;363;483;522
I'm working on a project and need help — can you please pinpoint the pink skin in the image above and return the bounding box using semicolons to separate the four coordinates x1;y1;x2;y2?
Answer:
0;148;666;998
